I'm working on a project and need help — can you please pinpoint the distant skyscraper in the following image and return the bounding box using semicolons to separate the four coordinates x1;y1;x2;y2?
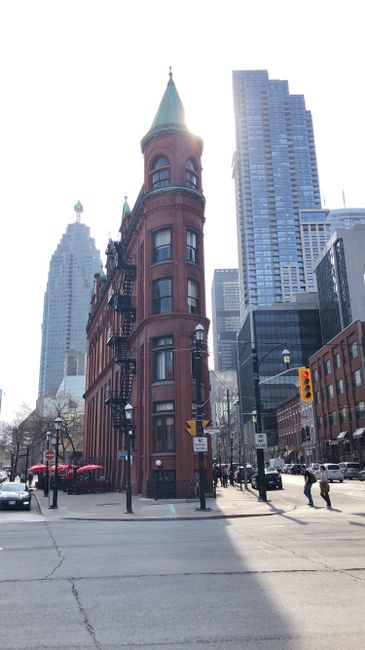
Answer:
211;269;240;370
232;70;322;314
314;226;365;344
328;208;365;234
38;203;101;399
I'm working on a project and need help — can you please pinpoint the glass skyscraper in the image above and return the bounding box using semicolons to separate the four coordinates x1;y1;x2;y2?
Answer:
38;205;101;398
211;269;240;371
232;70;322;314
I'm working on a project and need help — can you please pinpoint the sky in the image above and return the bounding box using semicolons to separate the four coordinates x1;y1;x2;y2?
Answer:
1;0;365;422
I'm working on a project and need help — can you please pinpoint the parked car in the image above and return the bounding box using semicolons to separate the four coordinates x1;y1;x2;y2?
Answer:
339;462;360;479
323;463;343;482
307;463;321;479
0;482;32;510
282;464;292;474
251;468;283;490
290;464;302;475
359;467;365;481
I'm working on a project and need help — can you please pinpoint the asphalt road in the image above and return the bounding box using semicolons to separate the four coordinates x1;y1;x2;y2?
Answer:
1;478;365;649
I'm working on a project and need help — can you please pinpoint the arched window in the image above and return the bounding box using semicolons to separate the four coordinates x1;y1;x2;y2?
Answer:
150;156;170;190
185;158;198;188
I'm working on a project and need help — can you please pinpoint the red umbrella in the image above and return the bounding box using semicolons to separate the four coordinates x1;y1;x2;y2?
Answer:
28;464;47;473
76;464;104;475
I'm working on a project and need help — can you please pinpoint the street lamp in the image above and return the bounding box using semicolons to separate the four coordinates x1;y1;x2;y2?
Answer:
124;402;134;514
252;345;290;502
154;459;162;500
193;323;209;511
44;431;52;499
50;416;62;509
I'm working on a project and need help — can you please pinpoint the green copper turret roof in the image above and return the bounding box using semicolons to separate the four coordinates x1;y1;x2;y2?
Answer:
141;69;187;149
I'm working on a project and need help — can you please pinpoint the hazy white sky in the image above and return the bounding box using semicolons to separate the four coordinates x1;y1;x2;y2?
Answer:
1;0;365;422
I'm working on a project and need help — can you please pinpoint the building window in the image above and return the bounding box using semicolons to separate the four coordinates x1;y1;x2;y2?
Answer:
334;352;341;369
353;369;362;388
324;359;332;375
356;401;365;417
153;229;172;263
326;384;334;400
329;412;337;426
315;391;321;405
350;341;359;359
152;337;173;381
153;402;175;451
152;278;172;314
317;416;323;429
185;158;198;188
339;408;347;424
186;230;197;263
187;279;199;314
313;368;319;382
150;156;170;190
336;378;344;395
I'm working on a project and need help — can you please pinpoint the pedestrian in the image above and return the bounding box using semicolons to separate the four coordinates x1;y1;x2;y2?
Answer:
302;464;314;507
223;466;229;488
319;464;332;509
27;471;34;487
229;467;235;486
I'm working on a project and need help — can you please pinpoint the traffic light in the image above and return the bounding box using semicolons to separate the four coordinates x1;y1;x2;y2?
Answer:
185;419;197;436
298;367;313;402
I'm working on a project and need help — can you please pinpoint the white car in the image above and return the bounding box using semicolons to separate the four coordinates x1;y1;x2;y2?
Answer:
323;463;343;482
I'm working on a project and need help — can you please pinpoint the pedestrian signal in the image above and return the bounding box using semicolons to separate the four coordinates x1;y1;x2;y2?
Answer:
185;419;197;436
298;368;313;402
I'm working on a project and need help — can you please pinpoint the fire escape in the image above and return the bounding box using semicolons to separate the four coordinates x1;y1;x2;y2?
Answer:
105;240;136;429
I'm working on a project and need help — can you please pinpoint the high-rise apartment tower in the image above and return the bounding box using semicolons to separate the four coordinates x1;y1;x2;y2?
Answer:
232;70;322;314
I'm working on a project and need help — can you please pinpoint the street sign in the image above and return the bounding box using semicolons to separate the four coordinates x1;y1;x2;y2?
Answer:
204;427;219;435
45;449;55;461
193;437;208;452
255;433;267;449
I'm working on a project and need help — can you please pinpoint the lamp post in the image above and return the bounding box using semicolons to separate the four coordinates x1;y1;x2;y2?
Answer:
154;459;162;500
252;345;291;502
193;323;209;511
124;402;133;514
50;416;62;509
44;431;52;498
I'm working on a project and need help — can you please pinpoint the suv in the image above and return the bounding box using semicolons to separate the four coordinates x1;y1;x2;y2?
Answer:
339;462;360;479
324;463;343;482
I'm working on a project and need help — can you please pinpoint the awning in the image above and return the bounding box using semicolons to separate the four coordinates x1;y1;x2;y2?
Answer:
353;428;365;439
283;449;294;459
337;431;349;441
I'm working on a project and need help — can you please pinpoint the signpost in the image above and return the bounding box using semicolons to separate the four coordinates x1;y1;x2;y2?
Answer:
255;433;268;449
193;437;208;452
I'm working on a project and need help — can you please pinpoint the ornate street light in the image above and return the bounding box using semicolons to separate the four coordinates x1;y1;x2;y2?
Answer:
50;416;62;509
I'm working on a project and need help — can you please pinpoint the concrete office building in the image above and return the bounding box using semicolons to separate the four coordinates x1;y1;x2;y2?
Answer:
232;70;322;315
38;204;101;399
314;226;365;344
211;269;240;371
328;208;365;234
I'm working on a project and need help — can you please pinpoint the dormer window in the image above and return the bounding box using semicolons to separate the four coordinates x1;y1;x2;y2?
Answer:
150;156;170;190
185;158;198;188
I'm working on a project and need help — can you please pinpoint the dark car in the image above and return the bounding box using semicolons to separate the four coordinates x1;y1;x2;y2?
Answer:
251;468;283;490
359;467;365;481
290;464;302;475
0;482;32;510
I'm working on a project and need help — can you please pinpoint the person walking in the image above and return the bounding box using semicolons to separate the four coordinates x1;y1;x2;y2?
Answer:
302;464;314;507
319;464;332;509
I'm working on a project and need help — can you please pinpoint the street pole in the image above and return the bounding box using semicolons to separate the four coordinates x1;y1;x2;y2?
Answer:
44;431;51;497
124;403;133;514
24;445;30;486
252;347;267;502
194;324;208;511
50;417;62;509
236;339;248;489
227;390;234;485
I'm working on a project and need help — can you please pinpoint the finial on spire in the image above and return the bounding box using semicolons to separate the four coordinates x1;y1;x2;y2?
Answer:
169;66;173;81
74;200;83;223
124;195;128;202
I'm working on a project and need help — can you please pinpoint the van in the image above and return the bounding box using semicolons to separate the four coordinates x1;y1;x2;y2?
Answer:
339;462;360;479
324;463;343;482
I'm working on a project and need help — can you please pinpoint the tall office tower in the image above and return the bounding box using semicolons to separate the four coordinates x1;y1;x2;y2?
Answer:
299;209;330;291
211;269;240;370
38;203;101;399
232;70;322;314
314;226;365;344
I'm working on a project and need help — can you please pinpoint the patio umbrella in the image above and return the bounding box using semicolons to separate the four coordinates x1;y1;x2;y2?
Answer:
28;464;47;473
76;464;104;475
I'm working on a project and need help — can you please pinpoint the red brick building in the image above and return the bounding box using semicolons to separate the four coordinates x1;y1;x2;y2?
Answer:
310;321;365;464
83;72;211;497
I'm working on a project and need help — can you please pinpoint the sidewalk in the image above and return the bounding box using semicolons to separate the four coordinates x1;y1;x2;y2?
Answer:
33;483;294;521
